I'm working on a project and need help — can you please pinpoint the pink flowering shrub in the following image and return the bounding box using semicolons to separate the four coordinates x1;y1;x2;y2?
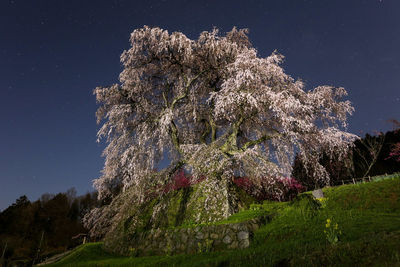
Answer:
172;169;191;190
278;177;306;201
234;176;305;201
147;169;205;197
159;170;192;195
233;177;253;192
147;170;304;202
386;143;400;162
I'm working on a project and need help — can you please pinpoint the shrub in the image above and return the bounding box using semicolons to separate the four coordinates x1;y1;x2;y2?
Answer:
234;176;305;201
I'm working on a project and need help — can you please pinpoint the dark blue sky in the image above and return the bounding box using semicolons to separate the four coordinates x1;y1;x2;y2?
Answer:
1;0;399;210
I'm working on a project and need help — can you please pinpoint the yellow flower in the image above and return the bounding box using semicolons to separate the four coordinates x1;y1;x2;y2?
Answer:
326;218;332;227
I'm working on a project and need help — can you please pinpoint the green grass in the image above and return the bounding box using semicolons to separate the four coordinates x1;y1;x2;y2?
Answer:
44;175;400;266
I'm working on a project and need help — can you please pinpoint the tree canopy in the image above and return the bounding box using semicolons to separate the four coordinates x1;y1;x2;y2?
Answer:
93;26;356;202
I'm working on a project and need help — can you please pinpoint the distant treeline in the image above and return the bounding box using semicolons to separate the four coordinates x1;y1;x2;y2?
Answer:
293;128;400;190
0;188;100;266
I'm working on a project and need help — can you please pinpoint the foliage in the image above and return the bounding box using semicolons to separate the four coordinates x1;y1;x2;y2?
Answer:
386;119;400;162
316;197;328;208
353;129;400;178
233;176;305;201
324;218;341;245
387;143;400;162
292;148;354;190
197;239;214;253
93;26;356;208
293;128;400;189
0;189;99;266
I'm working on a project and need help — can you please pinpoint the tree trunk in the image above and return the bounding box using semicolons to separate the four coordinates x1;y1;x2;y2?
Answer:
185;175;240;223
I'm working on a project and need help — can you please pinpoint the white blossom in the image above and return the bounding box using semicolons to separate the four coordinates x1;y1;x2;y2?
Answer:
93;26;357;202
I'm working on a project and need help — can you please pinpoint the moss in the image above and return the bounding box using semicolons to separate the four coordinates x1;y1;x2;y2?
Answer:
290;193;321;220
174;187;193;226
102;178;258;255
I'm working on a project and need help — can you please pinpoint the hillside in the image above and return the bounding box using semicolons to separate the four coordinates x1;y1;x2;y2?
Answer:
41;174;400;266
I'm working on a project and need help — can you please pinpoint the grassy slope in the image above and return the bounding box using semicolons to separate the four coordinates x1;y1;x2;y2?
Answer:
44;176;400;267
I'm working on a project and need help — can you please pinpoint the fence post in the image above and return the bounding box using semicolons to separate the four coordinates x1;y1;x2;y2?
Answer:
1;240;7;261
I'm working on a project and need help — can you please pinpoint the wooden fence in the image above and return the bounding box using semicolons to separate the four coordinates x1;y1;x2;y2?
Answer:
331;172;400;186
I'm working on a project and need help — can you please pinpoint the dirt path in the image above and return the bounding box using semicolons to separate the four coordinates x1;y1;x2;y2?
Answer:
35;249;73;266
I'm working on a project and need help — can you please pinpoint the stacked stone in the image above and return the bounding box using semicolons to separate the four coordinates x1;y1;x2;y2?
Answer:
131;215;270;256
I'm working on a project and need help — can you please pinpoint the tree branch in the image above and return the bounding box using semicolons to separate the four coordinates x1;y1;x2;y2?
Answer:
169;120;181;154
171;71;205;110
237;129;280;153
220;115;245;155
162;91;169;108
167;71;206;154
240;135;269;151
210;115;217;142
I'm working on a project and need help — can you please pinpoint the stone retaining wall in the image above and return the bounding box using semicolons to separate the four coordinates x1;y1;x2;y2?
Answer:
128;215;270;256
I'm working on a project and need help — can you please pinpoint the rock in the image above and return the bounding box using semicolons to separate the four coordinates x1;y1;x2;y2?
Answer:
239;239;250;248
231;223;240;230
204;232;209;239
196;231;204;239
238;224;247;231
181;233;188;243
312;189;324;199
237;231;249;241
229;241;238;249
223;235;232;244
210;233;219;239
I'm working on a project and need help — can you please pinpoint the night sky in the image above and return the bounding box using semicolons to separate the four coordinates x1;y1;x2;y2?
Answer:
1;0;399;211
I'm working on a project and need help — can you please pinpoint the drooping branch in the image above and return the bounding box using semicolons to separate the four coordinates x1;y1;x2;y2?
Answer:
93;26;356;204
